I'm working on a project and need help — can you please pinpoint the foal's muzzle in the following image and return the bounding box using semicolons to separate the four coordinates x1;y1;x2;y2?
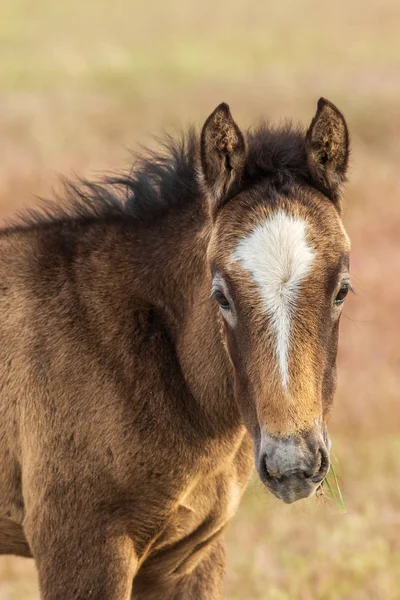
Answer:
256;428;330;504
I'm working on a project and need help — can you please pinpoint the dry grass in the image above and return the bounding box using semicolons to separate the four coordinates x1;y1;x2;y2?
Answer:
0;0;399;598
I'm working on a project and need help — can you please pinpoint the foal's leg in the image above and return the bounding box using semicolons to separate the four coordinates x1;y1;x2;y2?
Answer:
134;539;225;600
171;539;225;600
24;509;137;600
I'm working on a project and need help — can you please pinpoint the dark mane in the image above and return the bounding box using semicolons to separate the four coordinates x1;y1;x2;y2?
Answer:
244;122;308;189
7;122;309;231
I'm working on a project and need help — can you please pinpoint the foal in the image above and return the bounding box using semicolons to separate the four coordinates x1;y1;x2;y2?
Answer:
0;98;351;599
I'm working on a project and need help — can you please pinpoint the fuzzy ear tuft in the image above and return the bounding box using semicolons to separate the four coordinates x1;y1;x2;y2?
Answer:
199;103;246;215
306;98;350;204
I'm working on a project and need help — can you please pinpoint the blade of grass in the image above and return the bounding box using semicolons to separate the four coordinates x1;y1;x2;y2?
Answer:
323;475;337;503
324;465;346;513
330;463;346;513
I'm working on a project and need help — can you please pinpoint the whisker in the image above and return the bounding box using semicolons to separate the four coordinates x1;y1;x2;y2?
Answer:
342;313;375;324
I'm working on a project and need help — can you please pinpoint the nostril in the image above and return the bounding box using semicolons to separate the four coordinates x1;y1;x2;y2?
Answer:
311;448;330;483
263;457;281;481
313;449;323;475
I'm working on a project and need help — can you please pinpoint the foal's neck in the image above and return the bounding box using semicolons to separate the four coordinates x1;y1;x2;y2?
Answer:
143;205;242;436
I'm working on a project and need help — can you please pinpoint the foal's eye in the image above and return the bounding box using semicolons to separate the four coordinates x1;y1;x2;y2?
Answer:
335;283;350;305
213;290;231;310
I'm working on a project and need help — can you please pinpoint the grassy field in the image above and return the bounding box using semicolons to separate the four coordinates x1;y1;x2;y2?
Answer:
0;0;399;598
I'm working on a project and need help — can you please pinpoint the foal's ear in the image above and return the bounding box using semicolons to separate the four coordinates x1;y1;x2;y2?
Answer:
306;98;350;204
200;103;246;215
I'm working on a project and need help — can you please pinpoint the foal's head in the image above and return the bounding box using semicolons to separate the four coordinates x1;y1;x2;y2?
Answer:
200;100;351;503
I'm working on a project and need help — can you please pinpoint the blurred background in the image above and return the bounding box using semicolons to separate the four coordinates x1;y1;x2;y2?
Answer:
0;1;399;598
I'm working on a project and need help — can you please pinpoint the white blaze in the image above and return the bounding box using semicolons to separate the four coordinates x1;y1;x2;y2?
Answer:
232;210;315;388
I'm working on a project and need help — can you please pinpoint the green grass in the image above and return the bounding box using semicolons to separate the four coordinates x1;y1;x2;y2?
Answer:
324;464;346;514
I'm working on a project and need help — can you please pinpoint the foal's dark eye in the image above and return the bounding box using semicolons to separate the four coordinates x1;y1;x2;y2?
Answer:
213;290;231;310
335;283;350;305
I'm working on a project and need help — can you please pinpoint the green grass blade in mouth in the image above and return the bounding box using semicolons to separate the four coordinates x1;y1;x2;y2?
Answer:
330;463;347;513
323;463;346;513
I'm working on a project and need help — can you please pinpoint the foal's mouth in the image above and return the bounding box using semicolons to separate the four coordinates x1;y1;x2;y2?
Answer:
258;464;326;504
255;429;331;504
